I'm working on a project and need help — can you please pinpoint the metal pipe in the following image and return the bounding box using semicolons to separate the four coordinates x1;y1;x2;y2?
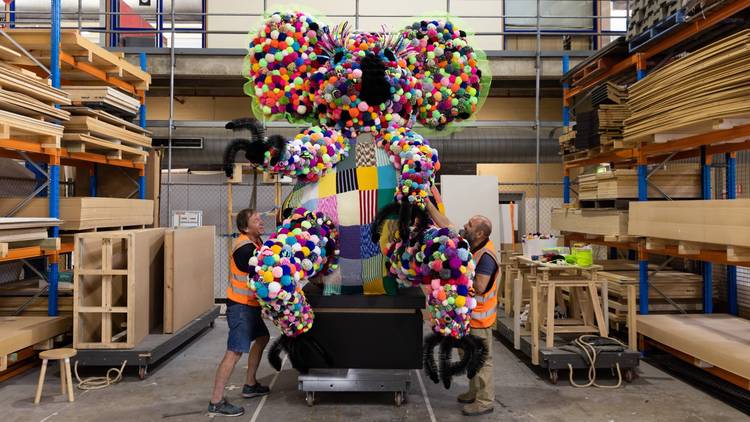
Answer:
167;0;175;222
534;0;541;233
77;0;81;30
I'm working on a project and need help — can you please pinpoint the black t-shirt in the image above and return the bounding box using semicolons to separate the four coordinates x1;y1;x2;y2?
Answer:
232;242;258;273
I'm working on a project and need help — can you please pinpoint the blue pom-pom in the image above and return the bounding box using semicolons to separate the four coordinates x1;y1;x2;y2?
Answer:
457;285;468;296
281;275;292;286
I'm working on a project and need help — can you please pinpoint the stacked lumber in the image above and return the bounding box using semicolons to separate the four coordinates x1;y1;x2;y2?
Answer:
624;30;750;144
0;30;150;90
64;86;141;117
597;104;631;149
0;198;153;231
628;200;750;258
74;229;165;349
0;217;60;258
552;208;628;237
601;270;704;324
627;0;681;40
62;107;151;162
577;173;598;200
0;61;70;147
596;168;701;199
558;126;576;155
0;316;72;371
566;83;629;155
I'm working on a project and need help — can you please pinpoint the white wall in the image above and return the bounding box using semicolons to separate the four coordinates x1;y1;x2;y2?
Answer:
440;175;502;251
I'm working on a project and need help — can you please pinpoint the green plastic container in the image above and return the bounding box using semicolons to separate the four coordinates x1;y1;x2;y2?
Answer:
573;246;593;267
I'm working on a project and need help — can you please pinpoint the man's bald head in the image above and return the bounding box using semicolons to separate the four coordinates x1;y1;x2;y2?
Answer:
462;215;492;249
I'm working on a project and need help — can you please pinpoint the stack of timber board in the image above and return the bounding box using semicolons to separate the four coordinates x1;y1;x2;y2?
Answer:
597;104;631;150
0;217;60;258
64;86;141;117
596;168;701;199
62;107;151;162
0;61;70;148
624;30;750;144
0;198;153;231
0;316;72;372
558;126;576;155
163;226;215;334
74;229;164;349
0;280;73;316
0;29;150;90
628;199;750;261
599;270;704;325
566;83;629;155
551;208;629;237
637;314;750;390
627;0;681;40
577;173;599;200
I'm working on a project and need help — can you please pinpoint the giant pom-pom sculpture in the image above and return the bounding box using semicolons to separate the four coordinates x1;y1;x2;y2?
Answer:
222;10;490;389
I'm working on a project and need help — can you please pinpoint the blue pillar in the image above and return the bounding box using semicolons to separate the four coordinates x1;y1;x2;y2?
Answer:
639;258;649;315
48;0;61;317
637;164;648;201
89;165;98;197
139;175;146;199
562;54;570;127
563;174;570;204
701;146;713;314
139;52;148;128
726;153;737;315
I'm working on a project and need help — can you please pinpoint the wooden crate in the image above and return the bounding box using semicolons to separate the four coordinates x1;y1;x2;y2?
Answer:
552;208;628;236
0;198;153;230
73;229;164;349
163;226;215;334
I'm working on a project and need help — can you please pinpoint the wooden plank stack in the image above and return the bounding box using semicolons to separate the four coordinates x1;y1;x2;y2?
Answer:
0;280;73;316
596;168;701;199
62;107;151;162
628;199;750;261
0;60;70;148
0;316;72;372
73;229;164;349
600;270;704;326
0;217;60;258
624;30;750;144
0;198;153;231
577;173;599;200
552;208;629;237
64;86;142;117
565;83;629;157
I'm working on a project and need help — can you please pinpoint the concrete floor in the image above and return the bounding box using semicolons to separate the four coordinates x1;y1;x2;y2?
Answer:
1;318;747;422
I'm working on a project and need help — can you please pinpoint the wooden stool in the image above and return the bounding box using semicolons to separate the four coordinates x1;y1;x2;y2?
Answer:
34;348;76;404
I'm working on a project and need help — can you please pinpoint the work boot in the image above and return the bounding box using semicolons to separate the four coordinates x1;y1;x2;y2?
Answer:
207;398;245;417
457;391;476;404
242;382;270;398
462;402;494;417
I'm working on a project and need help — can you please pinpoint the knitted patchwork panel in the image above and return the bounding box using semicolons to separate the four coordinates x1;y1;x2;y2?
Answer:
283;138;397;295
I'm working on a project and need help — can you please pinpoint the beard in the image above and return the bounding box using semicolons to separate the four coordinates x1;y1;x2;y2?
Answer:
459;229;473;244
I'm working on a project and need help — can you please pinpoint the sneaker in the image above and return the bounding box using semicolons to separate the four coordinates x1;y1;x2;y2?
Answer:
457;391;476;404
242;383;270;398
208;399;245;417
462;402;494;417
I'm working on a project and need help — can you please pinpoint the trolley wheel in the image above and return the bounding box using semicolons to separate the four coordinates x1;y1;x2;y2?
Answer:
209;321;215;328
624;368;636;383
394;391;405;407
548;369;559;385
138;365;148;380
305;391;315;407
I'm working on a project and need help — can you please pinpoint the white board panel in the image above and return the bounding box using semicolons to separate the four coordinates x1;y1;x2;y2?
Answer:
440;175;501;252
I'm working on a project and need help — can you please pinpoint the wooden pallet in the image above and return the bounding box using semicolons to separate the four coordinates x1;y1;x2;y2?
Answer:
63;107;151;148
0;109;64;148
1;29;150;89
73;229;164;349
63;133;148;162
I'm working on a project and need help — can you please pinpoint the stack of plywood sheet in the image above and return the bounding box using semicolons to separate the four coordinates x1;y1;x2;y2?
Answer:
577;173;599;200
0;198;153;231
628;199;750;262
597;104;631;149
596;168;701;199
0;279;73;316
551;208;629;237
62;107;150;162
0;217;60;257
625;30;750;144
163;226;215;334
64;86;141;117
0;61;70;147
0;316;71;372
74;229;164;349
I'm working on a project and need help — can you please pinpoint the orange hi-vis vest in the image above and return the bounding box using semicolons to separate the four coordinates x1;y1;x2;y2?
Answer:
470;239;499;329
227;233;260;306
